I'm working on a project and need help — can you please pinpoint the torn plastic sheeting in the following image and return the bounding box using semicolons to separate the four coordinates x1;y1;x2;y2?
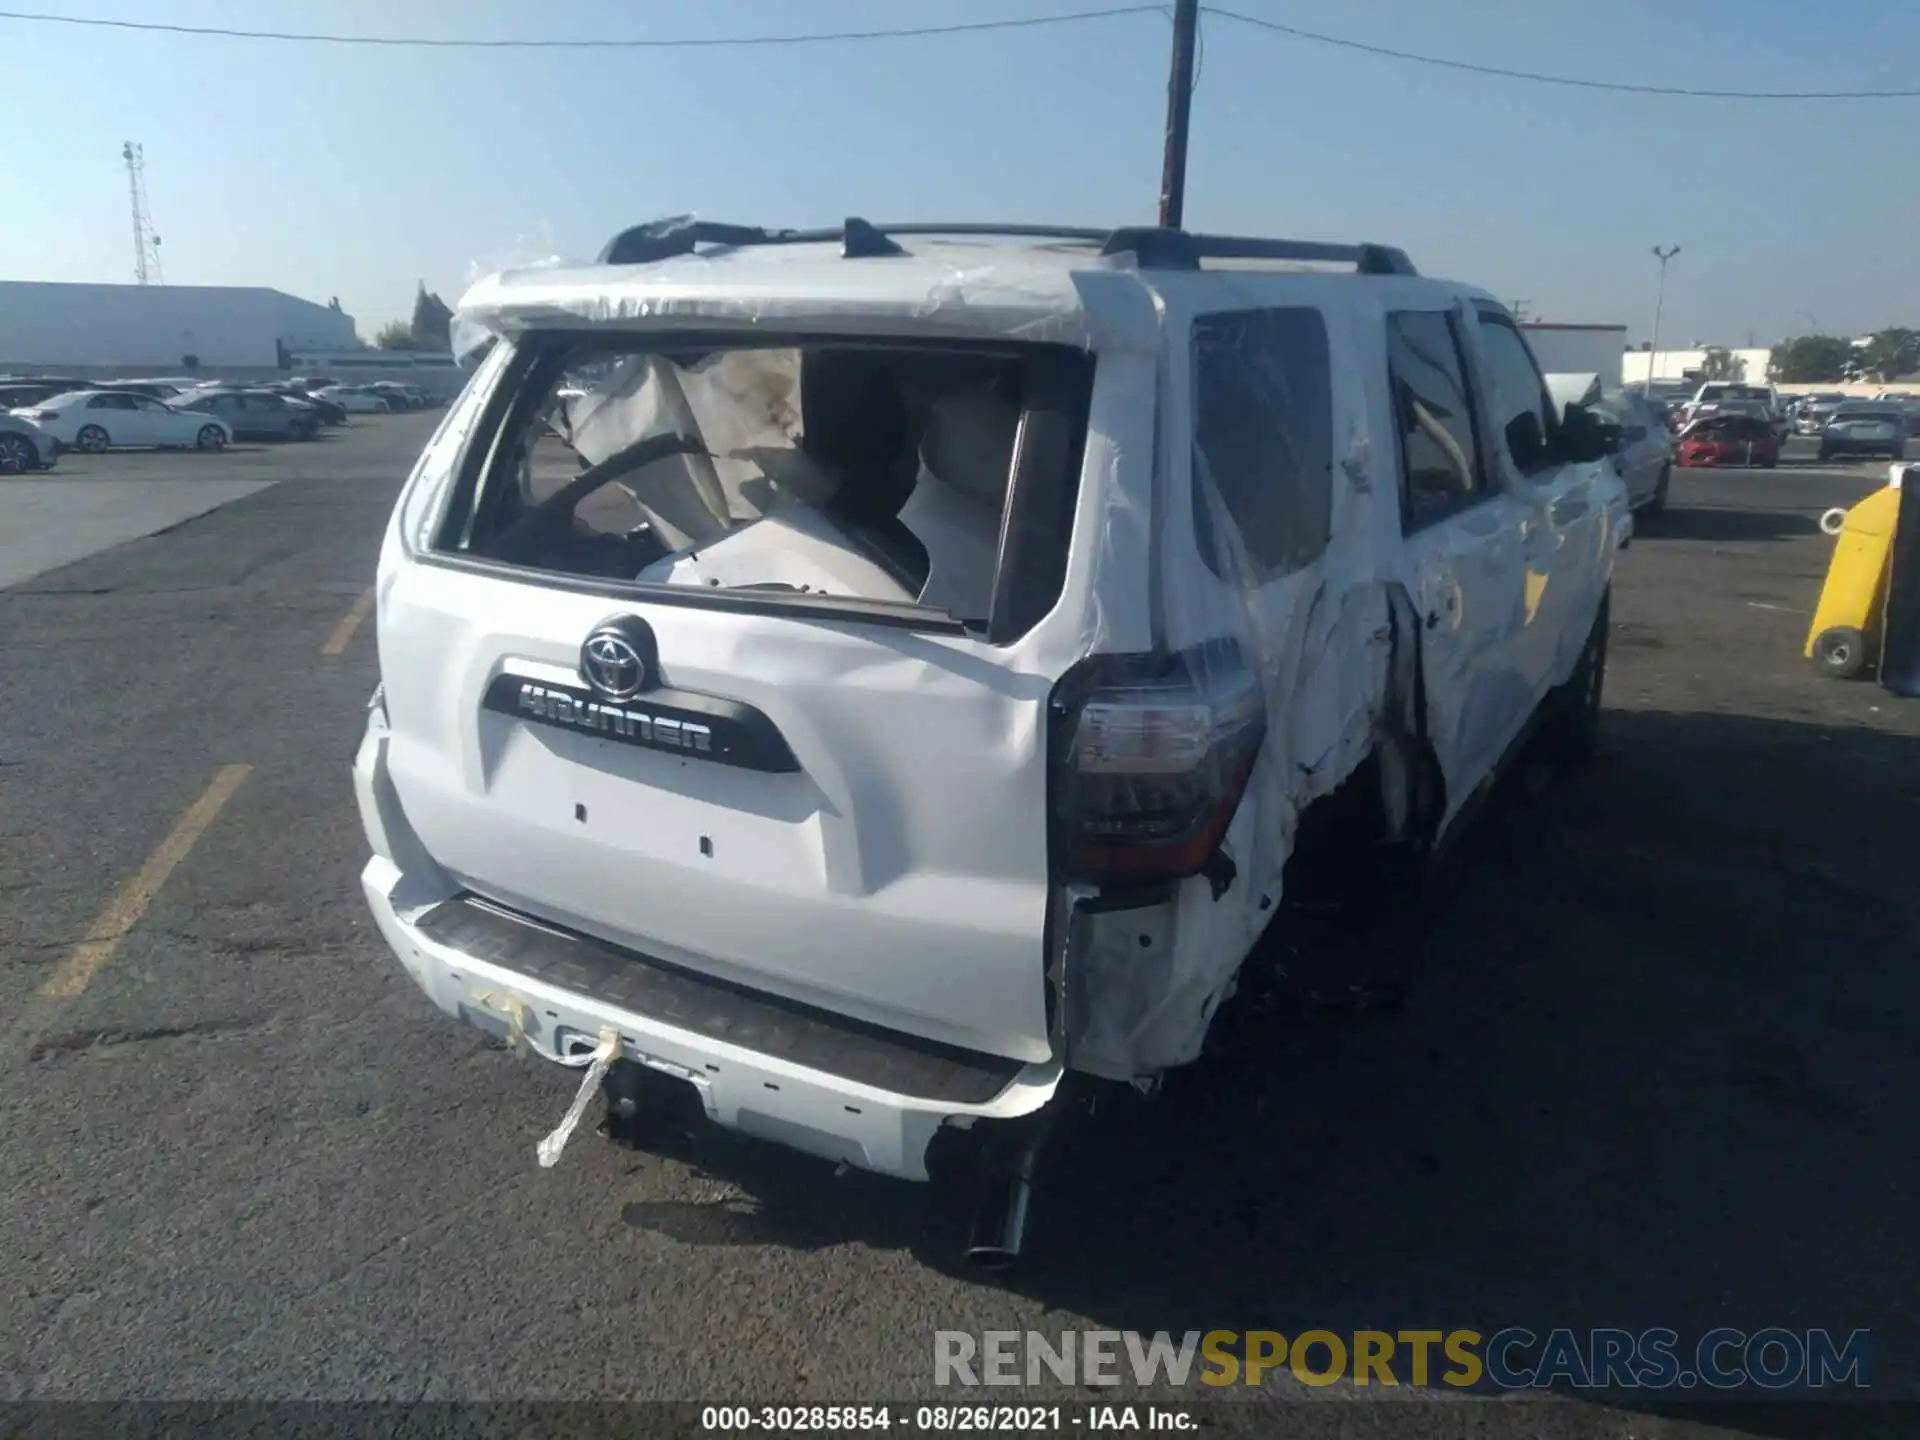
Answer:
449;241;1121;364
536;1026;621;1169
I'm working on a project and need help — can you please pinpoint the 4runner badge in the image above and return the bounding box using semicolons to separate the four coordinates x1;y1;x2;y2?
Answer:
579;615;658;701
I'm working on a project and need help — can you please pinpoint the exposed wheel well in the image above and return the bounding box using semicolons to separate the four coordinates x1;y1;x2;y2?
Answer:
1203;585;1446;1049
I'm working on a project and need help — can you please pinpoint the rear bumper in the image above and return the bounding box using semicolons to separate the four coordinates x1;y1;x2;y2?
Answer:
361;859;1059;1180
354;717;1061;1182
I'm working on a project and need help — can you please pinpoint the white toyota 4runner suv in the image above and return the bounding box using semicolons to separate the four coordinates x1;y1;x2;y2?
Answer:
355;219;1629;1262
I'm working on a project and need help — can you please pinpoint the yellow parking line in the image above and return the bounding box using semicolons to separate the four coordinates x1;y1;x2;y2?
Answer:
321;587;375;656
37;764;254;1001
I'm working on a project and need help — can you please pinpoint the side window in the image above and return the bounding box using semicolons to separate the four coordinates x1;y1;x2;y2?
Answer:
90;393;133;410
1190;307;1334;579
1475;310;1557;477
1386;309;1488;531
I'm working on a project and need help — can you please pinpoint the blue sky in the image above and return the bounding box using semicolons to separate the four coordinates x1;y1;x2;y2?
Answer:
0;0;1913;344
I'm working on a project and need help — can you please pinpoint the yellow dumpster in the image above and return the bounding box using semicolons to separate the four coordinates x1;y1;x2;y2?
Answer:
1805;482;1902;679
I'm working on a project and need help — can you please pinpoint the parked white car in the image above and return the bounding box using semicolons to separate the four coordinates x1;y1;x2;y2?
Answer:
316;385;393;414
354;220;1627;1263
10;389;231;452
0;412;58;472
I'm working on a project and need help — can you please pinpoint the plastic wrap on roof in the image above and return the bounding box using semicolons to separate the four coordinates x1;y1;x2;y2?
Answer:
450;228;1109;362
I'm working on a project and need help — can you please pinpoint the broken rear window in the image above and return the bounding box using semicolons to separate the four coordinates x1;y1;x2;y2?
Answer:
435;337;1092;640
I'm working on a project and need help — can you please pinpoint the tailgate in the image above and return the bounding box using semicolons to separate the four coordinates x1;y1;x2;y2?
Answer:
378;560;1059;1064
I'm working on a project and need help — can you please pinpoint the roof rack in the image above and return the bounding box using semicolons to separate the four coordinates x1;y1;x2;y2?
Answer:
596;216;1416;276
1098;227;1417;276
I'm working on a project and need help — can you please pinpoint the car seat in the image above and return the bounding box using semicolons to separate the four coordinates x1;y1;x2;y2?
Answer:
898;390;1019;622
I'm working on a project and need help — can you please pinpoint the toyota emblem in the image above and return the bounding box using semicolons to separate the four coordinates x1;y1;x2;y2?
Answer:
579;616;658;701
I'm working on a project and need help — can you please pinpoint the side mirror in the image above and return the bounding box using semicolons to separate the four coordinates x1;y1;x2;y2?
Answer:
1555;401;1623;465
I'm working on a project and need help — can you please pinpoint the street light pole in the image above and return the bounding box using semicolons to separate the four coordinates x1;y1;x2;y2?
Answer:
1648;245;1681;384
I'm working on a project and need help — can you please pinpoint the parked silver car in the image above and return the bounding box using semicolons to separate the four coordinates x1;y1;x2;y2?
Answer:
1592;389;1673;512
170;389;320;441
1818;404;1908;461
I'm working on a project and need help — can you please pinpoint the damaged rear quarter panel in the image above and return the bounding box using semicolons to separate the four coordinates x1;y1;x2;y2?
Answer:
1065;279;1407;1080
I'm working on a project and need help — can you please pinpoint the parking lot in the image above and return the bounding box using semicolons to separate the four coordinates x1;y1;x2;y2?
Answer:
1;414;1916;1426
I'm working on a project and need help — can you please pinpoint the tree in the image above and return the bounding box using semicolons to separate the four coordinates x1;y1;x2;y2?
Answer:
374;319;421;350
1768;334;1854;384
1700;346;1743;381
410;282;454;351
1857;327;1920;383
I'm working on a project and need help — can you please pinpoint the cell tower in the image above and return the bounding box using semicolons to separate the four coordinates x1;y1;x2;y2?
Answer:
122;141;164;285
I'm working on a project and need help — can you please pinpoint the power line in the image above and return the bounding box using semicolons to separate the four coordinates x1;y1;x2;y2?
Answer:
1;2;1912;99
0;5;1162;49
1204;6;1920;100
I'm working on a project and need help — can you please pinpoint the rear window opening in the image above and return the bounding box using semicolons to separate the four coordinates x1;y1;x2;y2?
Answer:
433;335;1093;642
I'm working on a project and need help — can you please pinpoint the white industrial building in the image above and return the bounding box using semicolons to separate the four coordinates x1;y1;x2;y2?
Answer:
1521;323;1627;388
1621;346;1773;388
0;281;360;371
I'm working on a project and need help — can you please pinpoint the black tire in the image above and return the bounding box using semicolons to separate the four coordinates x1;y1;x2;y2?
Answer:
1761;454;1778;469
1539;589;1609;768
1812;626;1868;680
195;425;225;452
1643;464;1670;515
0;433;34;474
75;424;111;453
1817;446;1833;462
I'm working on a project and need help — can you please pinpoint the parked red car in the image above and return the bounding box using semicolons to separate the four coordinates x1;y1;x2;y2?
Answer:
1675;413;1779;468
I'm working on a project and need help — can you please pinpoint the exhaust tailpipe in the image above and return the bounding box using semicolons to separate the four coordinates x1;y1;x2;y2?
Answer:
965;1144;1039;1271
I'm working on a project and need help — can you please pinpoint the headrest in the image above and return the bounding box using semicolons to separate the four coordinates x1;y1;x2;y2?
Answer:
920;391;1020;505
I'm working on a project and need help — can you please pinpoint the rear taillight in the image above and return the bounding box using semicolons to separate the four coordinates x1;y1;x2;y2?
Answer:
1052;641;1266;885
31;410;59;422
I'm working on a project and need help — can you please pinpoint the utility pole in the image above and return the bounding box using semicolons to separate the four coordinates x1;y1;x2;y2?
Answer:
123;141;164;285
1157;0;1199;229
1648;245;1681;382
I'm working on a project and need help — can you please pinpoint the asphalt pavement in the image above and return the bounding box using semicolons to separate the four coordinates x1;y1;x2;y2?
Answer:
2;417;1917;1435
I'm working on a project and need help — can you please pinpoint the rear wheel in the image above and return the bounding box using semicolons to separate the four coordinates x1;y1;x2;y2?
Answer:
75;424;110;453
1812;626;1867;680
1539;589;1609;768
196;425;225;452
0;433;34;473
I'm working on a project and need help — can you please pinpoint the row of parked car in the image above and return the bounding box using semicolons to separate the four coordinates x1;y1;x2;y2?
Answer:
1627;380;1915;468
0;373;441;472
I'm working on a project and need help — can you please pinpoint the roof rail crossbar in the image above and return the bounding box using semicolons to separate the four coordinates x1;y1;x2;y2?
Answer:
1099;227;1417;276
598;217;1114;266
863;223;1113;244
598;217;824;266
597;218;1416;276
